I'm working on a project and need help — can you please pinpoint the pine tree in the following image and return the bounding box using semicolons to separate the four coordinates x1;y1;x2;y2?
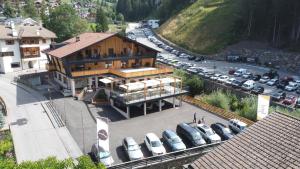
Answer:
95;7;109;32
23;0;38;19
3;1;16;18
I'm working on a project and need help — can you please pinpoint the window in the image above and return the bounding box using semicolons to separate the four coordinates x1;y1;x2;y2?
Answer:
0;52;14;57
11;62;20;68
5;40;14;45
58;74;62;81
42;39;47;43
105;62;112;68
108;48;114;56
63;77;67;84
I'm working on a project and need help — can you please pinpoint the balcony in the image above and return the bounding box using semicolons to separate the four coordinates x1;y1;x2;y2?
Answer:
71;65;173;78
46;63;56;71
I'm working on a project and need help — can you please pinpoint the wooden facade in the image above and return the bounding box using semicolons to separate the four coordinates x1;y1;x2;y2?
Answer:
47;34;164;79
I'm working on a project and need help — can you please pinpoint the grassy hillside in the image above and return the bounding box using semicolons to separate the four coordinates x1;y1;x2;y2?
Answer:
158;0;241;54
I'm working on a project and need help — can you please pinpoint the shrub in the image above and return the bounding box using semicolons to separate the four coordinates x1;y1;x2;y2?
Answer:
0;133;13;158
237;97;258;121
203;90;231;111
186;75;204;96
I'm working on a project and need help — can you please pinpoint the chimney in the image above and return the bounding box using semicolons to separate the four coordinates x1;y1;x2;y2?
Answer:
76;36;80;42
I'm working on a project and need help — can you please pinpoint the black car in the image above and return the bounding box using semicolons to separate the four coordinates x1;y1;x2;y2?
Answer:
195;56;204;62
211;123;234;141
231;80;243;88
276;80;289;90
295;98;300;108
176;123;206;147
251;74;261;81
251;86;264;95
270;91;286;102
188;55;196;60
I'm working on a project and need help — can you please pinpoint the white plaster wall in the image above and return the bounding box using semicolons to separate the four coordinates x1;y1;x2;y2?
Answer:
0;39;21;73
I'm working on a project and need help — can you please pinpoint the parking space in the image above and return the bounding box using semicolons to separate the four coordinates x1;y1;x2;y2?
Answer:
109;101;228;164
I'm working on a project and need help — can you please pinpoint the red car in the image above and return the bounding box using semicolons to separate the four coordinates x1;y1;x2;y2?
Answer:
228;69;236;75
282;96;297;105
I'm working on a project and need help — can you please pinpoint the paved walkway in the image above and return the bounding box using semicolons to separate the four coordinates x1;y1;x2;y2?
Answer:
0;73;82;163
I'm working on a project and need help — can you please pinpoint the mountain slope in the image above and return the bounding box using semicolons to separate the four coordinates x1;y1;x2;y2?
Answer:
158;0;241;54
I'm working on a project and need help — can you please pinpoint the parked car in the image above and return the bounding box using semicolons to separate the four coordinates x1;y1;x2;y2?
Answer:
234;68;247;77
277;81;289;90
91;144;114;166
267;79;279;86
251;74;261;81
251;86;264;95
295;98;300;108
228;119;247;134
231;79;243;89
285;82;298;91
296;87;300;94
176;123;206;147
282;96;297;105
259;76;270;83
162;130;186;152
188;55;196;60
122;137;143;161
225;78;236;86
195;124;221;143
210;74;222;81
241;80;256;91
61;89;72;97
270;91;286;102
204;72;214;79
228;69;236;75
242;72;252;79
211;123;234;141
144;133;166;156
218;75;229;83
195;56;204;62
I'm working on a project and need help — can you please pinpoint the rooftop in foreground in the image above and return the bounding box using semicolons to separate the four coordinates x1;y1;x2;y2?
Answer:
189;112;300;169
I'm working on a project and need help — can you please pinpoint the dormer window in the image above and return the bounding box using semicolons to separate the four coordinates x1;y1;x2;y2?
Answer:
5;40;14;45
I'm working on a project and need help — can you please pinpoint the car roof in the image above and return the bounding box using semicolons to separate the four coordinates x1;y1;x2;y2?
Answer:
124;137;137;145
146;133;160;141
214;123;226;128
179;123;198;133
230;119;247;126
164;129;177;138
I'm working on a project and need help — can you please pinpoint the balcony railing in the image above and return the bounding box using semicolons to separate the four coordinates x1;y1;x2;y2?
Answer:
70;66;173;78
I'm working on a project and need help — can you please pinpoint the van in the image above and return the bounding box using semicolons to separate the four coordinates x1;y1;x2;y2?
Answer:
241;80;256;91
234;68;247;77
176;123;206;147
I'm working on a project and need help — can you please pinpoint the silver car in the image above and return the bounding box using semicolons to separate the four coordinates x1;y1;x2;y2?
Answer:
122;137;144;161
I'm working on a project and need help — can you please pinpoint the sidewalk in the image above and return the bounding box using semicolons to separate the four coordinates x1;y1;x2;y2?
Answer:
0;73;82;163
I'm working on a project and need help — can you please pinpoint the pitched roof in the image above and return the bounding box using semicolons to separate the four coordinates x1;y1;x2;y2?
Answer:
0;25;56;40
189;112;300;169
47;32;160;59
48;32;116;58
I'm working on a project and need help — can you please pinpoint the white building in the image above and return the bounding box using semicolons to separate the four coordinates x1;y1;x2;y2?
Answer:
147;20;160;29
0;20;56;73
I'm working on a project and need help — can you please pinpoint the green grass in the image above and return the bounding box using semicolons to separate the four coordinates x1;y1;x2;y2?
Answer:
158;0;241;54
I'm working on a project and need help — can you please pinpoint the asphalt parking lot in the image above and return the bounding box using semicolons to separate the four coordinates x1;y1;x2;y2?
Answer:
109;101;228;164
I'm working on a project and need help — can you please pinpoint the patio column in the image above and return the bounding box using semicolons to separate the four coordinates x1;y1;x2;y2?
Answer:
144;102;147;116
173;97;176;108
70;79;76;96
159;100;162;112
126;106;130;119
88;77;92;89
95;77;99;89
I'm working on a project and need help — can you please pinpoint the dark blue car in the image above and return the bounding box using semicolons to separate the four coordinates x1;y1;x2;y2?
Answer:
210;123;234;141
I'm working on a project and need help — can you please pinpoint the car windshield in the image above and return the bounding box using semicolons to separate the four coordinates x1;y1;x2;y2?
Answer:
171;137;181;144
192;132;202;140
206;129;215;136
151;141;162;147
240;126;246;130
223;128;232;134
128;144;140;151
99;151;111;159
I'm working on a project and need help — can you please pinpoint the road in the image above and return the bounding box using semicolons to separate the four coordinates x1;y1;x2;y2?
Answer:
0;73;82;163
128;23;300;100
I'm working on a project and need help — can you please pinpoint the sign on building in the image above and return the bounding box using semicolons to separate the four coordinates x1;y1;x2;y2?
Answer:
257;95;270;120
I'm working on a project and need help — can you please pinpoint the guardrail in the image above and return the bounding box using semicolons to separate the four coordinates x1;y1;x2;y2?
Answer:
108;142;223;169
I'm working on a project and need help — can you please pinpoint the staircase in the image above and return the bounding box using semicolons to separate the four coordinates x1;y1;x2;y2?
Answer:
42;102;65;128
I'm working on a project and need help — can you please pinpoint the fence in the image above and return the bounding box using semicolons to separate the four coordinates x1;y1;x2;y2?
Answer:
108;141;223;169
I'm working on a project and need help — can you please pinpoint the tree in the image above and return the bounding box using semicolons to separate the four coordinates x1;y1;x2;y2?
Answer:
116;13;125;24
3;2;16;18
45;4;88;42
186;75;204;96
40;0;48;26
95;7;109;32
23;0;38;19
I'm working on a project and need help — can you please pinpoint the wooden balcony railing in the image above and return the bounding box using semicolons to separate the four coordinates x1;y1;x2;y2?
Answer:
70;66;173;78
46;63;56;71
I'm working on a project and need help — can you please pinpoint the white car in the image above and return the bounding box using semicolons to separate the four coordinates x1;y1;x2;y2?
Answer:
228;119;247;134
218;75;229;83
259;76;270;83
241;80;256;91
122;137;144;161
225;78;236;86
195;124;221;143
285;82;298;91
210;74;222;81
91;144;114;167
144;133;166;156
266;79;278;86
